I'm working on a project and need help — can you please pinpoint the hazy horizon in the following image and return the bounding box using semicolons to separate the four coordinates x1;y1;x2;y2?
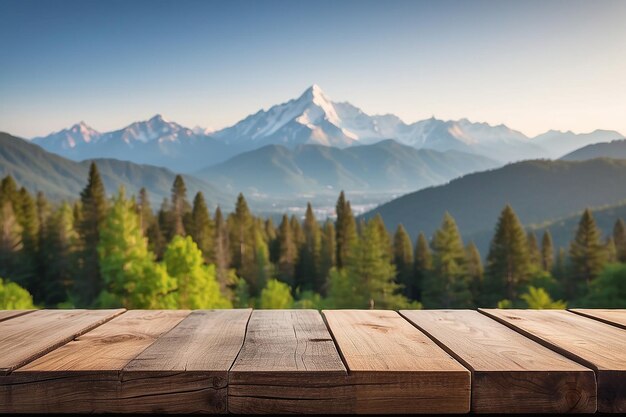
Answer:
1;0;626;138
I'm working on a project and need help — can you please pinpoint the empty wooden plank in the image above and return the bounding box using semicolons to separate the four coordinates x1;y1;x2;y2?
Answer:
0;309;124;375
481;309;626;413
0;310;34;323
0;310;189;413
324;310;470;414
401;310;596;413
122;309;251;413
229;309;350;414
570;309;626;330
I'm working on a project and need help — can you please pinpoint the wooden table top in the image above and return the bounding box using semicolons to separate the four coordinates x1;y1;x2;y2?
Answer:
0;308;623;414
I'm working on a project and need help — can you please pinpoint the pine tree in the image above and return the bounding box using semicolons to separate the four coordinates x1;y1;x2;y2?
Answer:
98;188;176;309
569;209;606;297
335;191;357;268
0;201;23;280
541;231;554;272
228;194;257;293
613;218;626;262
0;176;18;207
170;175;190;237
164;235;231;309
15;187;39;296
527;231;541;270
552;247;567;282
319;220;336;294
413;232;432;302
213;206;231;293
393;225;414;299
466;242;483;306
605;237;617;263
372;214;393;260
76;162;108;306
276;214;296;285
423;213;472;308
296;203;322;292
327;219;411;309
136;188;154;236
43;202;79;306
189;192;214;263
484;205;532;305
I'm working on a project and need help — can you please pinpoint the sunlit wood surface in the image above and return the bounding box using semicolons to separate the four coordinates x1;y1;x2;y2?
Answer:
0;308;624;414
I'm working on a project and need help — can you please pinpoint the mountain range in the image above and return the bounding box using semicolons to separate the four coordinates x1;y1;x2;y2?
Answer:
0;132;232;209
32;85;624;173
196;140;499;196
362;158;626;243
561;139;626;161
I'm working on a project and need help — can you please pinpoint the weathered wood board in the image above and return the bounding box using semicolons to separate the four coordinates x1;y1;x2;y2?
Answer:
569;309;626;330
123;309;251;413
324;310;471;414
481;309;626;413
228;309;350;414
0;309;124;375
0;310;189;413
401;309;596;413
0;310;34;323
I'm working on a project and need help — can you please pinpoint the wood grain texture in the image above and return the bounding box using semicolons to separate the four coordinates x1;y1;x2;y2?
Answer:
570;309;626;330
0;309;125;375
481;309;626;413
228;309;350;414
0;310;34;323
122;309;252;413
0;310;189;413
324;310;470;414
401;309;596;413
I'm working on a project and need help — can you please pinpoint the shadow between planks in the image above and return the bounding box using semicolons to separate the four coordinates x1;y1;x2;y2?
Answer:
0;308;623;414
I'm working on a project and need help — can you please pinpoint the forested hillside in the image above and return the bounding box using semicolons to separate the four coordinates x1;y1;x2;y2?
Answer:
1;164;624;310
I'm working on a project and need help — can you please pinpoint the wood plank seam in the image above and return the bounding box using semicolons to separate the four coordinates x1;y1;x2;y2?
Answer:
397;310;477;407
478;309;600;373
0;310;36;323
568;309;626;330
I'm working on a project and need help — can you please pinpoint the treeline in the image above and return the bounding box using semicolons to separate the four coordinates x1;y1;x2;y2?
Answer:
1;162;625;309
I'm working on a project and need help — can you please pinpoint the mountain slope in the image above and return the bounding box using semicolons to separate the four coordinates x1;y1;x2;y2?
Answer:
362;158;626;240
533;129;623;158
0;132;231;208
195;140;500;196
561;139;626;161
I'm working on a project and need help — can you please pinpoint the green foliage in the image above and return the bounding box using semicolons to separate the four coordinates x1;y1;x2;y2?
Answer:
614;219;626;262
277;214;297;285
412;232;432;301
76;162;108;306
189;192;214;263
394;224;414;299
330;218;413;309
293;290;323;309
568;209;607;298
164;235;231;309
541;231;554;272
259;278;294;309
423;213;472;308
335;191;357;268
484;205;532;305
98;188;176;309
296;203;322;292
466;242;483;304
582;263;626;308
520;286;567;309
0;277;35;309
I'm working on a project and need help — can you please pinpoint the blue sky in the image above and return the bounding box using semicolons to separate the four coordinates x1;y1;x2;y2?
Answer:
1;0;625;138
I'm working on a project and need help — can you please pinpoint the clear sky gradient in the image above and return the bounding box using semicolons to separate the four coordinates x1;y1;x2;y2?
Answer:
1;0;625;138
